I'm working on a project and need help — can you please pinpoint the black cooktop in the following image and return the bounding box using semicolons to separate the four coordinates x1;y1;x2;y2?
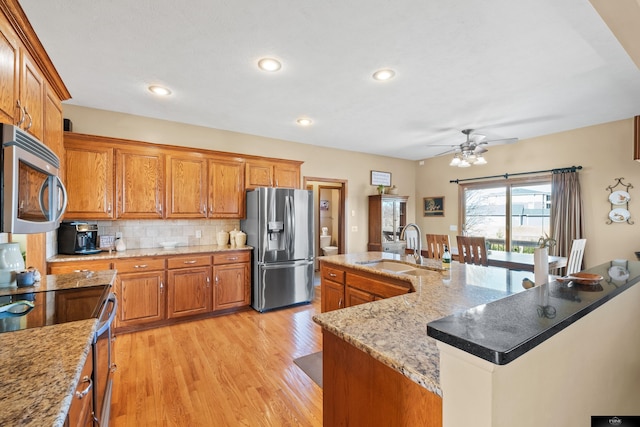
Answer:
0;284;110;334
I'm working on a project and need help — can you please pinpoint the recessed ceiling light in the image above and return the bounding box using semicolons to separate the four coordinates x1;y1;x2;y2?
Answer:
372;69;396;81
148;85;172;96
296;118;313;126
258;58;282;72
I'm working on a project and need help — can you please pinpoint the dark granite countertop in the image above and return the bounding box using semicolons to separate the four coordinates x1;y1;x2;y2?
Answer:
427;260;640;365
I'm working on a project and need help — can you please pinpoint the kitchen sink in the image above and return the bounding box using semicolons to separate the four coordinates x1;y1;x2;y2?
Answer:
357;260;417;274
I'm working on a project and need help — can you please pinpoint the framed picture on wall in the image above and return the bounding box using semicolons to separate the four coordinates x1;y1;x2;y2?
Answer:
320;200;330;211
370;170;391;187
423;196;445;217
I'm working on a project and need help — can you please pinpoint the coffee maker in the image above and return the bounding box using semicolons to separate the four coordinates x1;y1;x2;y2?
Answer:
58;222;99;255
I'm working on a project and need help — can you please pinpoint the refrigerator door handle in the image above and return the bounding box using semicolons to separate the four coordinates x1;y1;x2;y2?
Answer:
259;259;314;269
285;194;295;258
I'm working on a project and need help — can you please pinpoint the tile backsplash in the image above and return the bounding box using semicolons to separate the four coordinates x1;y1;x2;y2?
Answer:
47;219;242;255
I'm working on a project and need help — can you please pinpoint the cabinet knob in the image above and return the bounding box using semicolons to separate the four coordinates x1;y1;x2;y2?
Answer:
329;273;336;278
134;264;148;268
226;257;238;261
183;260;197;264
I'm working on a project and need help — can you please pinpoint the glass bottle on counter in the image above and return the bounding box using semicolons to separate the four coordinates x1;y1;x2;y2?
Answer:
442;244;451;269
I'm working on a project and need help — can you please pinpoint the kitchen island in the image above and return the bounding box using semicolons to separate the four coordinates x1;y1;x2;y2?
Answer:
0;270;117;427
313;253;640;427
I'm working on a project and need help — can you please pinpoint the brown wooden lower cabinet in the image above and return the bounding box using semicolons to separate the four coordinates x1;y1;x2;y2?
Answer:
167;255;212;318
320;260;411;312
66;347;94;427
323;331;442;427
48;250;251;334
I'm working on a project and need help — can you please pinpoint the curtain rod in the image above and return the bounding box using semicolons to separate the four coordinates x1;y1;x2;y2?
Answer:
449;165;583;184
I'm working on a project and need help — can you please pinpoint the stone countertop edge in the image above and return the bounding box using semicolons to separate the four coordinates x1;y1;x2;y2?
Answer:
0;319;97;427
47;244;253;263
426;263;640;365
0;270;118;297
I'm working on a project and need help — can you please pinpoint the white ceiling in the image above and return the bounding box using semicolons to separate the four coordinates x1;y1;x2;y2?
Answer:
19;0;640;160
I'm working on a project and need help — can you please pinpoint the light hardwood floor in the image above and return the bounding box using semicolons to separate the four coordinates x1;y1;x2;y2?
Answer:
110;287;323;426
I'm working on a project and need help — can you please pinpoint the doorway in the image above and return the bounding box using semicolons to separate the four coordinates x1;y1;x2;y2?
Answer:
304;177;347;271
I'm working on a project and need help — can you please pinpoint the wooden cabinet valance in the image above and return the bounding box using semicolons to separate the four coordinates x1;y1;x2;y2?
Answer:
62;132;302;220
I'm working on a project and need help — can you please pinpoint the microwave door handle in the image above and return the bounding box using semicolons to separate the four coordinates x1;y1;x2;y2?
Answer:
54;176;68;222
38;179;50;218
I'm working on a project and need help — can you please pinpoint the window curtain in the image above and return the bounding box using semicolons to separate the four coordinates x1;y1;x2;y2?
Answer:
550;170;584;269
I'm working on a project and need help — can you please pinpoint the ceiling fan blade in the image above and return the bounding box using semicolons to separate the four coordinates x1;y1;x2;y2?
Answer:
484;137;519;145
434;147;458;156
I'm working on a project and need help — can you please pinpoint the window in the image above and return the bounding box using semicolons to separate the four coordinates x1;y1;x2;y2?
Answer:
460;177;552;253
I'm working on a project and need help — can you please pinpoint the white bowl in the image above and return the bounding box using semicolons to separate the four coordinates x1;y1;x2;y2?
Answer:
160;241;178;249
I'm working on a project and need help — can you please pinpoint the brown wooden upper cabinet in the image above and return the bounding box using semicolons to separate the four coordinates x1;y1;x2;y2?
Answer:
61;132;301;220
245;159;302;189
0;12;20;125
64;137;115;220
115;146;165;219
165;153;208;218
208;157;245;218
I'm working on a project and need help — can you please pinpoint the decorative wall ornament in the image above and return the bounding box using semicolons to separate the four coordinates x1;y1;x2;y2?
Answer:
606;177;633;225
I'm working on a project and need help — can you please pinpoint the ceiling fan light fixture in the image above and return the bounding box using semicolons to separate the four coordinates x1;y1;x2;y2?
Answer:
474;155;487;165
449;155;461;166
458;159;471;167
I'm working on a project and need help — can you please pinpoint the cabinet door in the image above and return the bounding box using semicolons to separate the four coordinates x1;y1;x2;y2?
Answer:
20;50;44;140
321;279;344;312
245;160;273;189
55;286;106;323
208;157;245;218
0;14;19;124
166;154;207;218
213;263;250;310
64;140;115;219
167;266;212;318
116;148;165;219
66;347;94;427
116;271;165;328
273;163;300;188
345;285;375;307
43;86;63;163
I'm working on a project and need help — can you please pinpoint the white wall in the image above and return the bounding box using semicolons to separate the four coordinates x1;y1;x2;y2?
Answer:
415;118;640;267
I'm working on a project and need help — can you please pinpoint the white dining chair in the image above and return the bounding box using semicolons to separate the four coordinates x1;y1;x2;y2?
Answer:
565;239;587;275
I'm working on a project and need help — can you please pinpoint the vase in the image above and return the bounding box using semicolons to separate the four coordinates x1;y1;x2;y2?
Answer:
534;247;549;286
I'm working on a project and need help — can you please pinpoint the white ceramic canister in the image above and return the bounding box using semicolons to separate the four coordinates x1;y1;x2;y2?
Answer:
217;230;230;246
0;242;26;286
235;231;247;247
229;228;239;247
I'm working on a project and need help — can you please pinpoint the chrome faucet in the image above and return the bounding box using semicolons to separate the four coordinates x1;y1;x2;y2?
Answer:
400;223;423;265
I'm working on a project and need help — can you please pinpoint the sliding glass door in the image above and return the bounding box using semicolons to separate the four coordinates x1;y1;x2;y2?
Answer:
460;178;551;253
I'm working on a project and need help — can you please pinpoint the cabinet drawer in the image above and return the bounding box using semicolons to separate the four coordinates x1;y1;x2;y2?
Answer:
167;255;212;269
213;251;250;265
322;266;345;284
48;260;113;274
114;257;166;273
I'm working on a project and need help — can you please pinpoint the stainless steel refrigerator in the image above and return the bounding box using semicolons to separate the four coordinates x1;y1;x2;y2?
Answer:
241;187;315;312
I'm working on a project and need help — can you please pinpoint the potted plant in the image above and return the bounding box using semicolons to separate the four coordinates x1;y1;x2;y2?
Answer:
534;233;556;286
377;185;385;195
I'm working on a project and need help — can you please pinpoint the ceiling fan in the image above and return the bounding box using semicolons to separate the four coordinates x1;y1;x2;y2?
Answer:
434;129;518;167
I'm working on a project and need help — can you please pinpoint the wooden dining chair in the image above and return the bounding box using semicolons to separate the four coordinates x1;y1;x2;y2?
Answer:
565;239;587;275
425;234;451;260
456;236;488;266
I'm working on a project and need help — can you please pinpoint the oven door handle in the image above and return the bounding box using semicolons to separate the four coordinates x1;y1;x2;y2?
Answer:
96;294;117;337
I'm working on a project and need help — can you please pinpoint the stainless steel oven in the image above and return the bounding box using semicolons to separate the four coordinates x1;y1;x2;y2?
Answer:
93;293;116;426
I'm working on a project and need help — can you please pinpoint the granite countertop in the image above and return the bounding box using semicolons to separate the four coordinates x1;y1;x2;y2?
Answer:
0;270;117;426
314;253;640;396
427;260;640;365
313;252;535;396
0;269;118;297
47;244;252;263
0;319;97;427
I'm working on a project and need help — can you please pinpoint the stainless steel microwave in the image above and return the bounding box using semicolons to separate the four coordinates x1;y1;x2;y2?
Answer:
1;124;67;234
